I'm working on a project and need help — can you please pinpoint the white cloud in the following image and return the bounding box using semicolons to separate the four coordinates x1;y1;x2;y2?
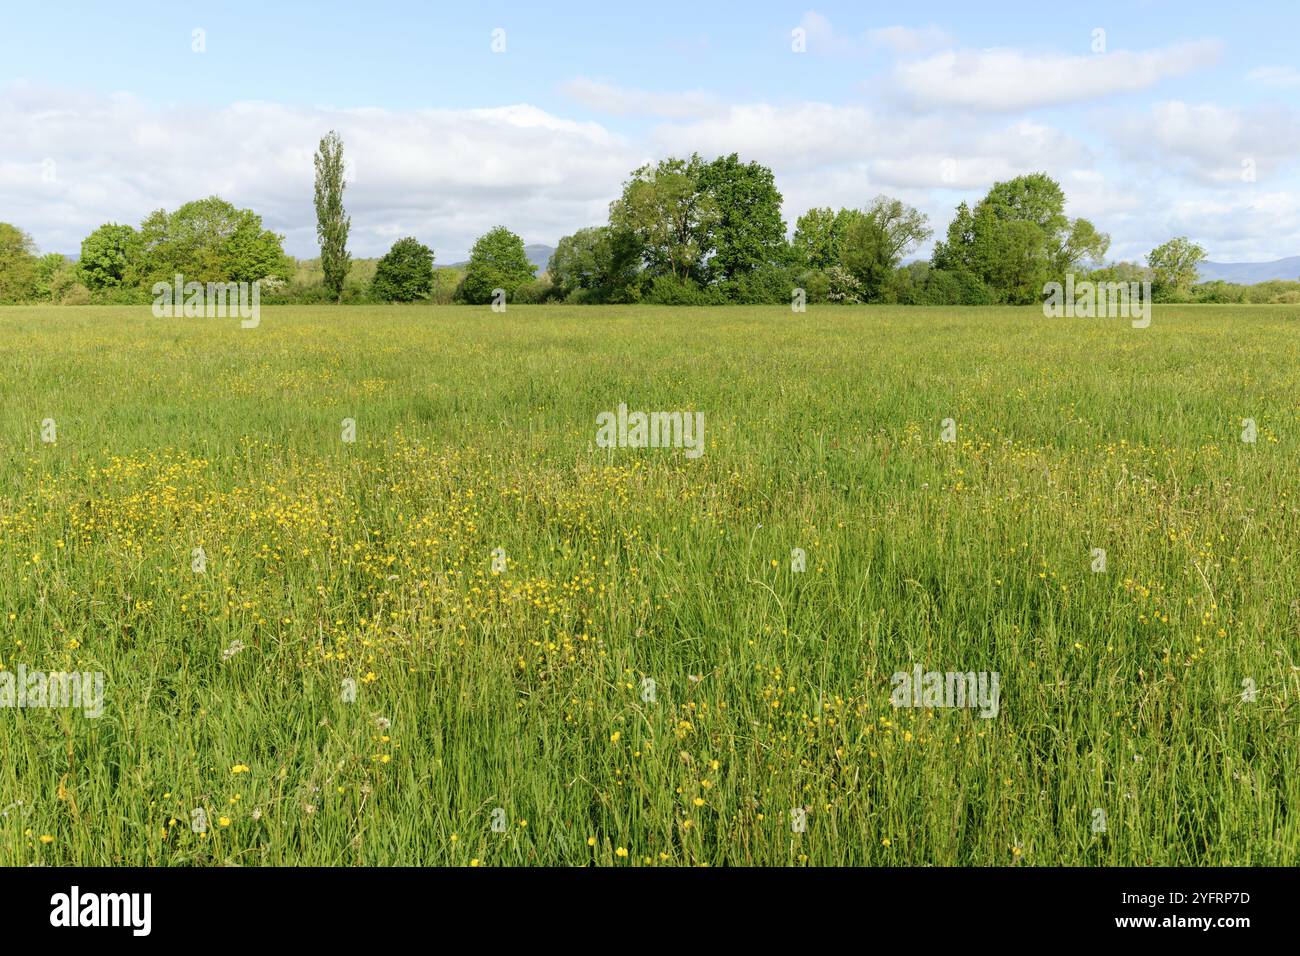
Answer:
2;79;1297;266
866;25;953;55
792;10;855;55
1113;100;1300;185
651;104;1089;189
1160;191;1300;260
1246;65;1300;89
559;78;723;119
0;83;637;259
894;41;1221;111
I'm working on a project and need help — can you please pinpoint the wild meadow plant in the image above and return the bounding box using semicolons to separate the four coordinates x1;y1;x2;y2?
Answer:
0;303;1296;865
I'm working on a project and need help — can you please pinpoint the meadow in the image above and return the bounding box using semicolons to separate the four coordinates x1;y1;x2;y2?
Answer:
0;303;1296;866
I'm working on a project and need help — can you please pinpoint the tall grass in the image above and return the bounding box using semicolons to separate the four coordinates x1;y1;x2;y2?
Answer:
0;304;1296;865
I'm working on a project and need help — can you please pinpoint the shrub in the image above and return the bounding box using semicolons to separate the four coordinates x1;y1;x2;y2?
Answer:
825;265;863;304
724;264;798;304
797;269;832;304
511;278;554;304
60;283;92;306
643;274;725;305
457;227;536;304
371;237;435;302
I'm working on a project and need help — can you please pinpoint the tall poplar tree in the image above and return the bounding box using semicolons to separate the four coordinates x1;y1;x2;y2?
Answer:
314;130;352;302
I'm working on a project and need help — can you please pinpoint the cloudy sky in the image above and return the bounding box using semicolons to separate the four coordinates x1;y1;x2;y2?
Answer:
3;0;1298;263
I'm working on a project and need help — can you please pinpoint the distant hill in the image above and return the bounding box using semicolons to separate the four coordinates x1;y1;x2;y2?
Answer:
446;243;555;272
1197;257;1300;284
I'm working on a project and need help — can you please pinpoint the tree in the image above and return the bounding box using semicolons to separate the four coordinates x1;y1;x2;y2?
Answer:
547;226;641;302
458;226;537;304
792;207;840;270
79;223;142;289
931;173;1108;304
1147;237;1207;300
696;153;786;283
837;196;931;300
0;223;39;303
609;155;718;282
371;237;435;302
314;130;352;303
137;197;289;285
34;253;82;303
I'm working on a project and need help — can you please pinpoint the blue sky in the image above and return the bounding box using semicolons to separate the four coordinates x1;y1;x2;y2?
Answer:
3;1;1299;263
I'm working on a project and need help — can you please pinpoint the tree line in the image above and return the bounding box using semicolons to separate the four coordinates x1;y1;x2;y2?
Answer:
2;132;1296;306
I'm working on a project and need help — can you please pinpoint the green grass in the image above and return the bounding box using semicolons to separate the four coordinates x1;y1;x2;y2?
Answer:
0;303;1296;866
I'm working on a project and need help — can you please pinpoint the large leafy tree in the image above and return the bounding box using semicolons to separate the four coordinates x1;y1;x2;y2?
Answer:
837;197;931;299
1147;236;1207;300
696;153;786;283
932;173;1108;304
314;130;352;303
609;155;718;282
547;226;641;302
79;223;142;289
458;226;536;304
138;197;289;284
793;198;930;300
0;223;39;303
34;253;81;303
792;207;840;270
371;237;435;302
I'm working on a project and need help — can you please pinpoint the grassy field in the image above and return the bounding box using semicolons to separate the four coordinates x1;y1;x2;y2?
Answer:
0;303;1297;866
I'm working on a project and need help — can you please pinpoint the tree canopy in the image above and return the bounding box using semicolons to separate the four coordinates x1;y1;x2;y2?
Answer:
931;173;1109;304
371;237;436;302
458;226;536;304
137;196;289;285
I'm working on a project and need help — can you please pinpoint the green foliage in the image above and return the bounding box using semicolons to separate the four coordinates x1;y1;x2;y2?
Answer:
609;155;717;282
458;226;537;304
696;153;787;283
836;197;931;301
1081;260;1150;286
932;173;1108;304
33;253;86;304
793;199;930;302
430;267;464;305
642;273;725;305
371;237;436;302
314;130;352;302
797;268;832;304
547;226;642;303
137;197;289;285
0;222;39;303
792;208;840;270
1147;236;1207;301
722;262;799;305
510;277;554;304
79;223;142;290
